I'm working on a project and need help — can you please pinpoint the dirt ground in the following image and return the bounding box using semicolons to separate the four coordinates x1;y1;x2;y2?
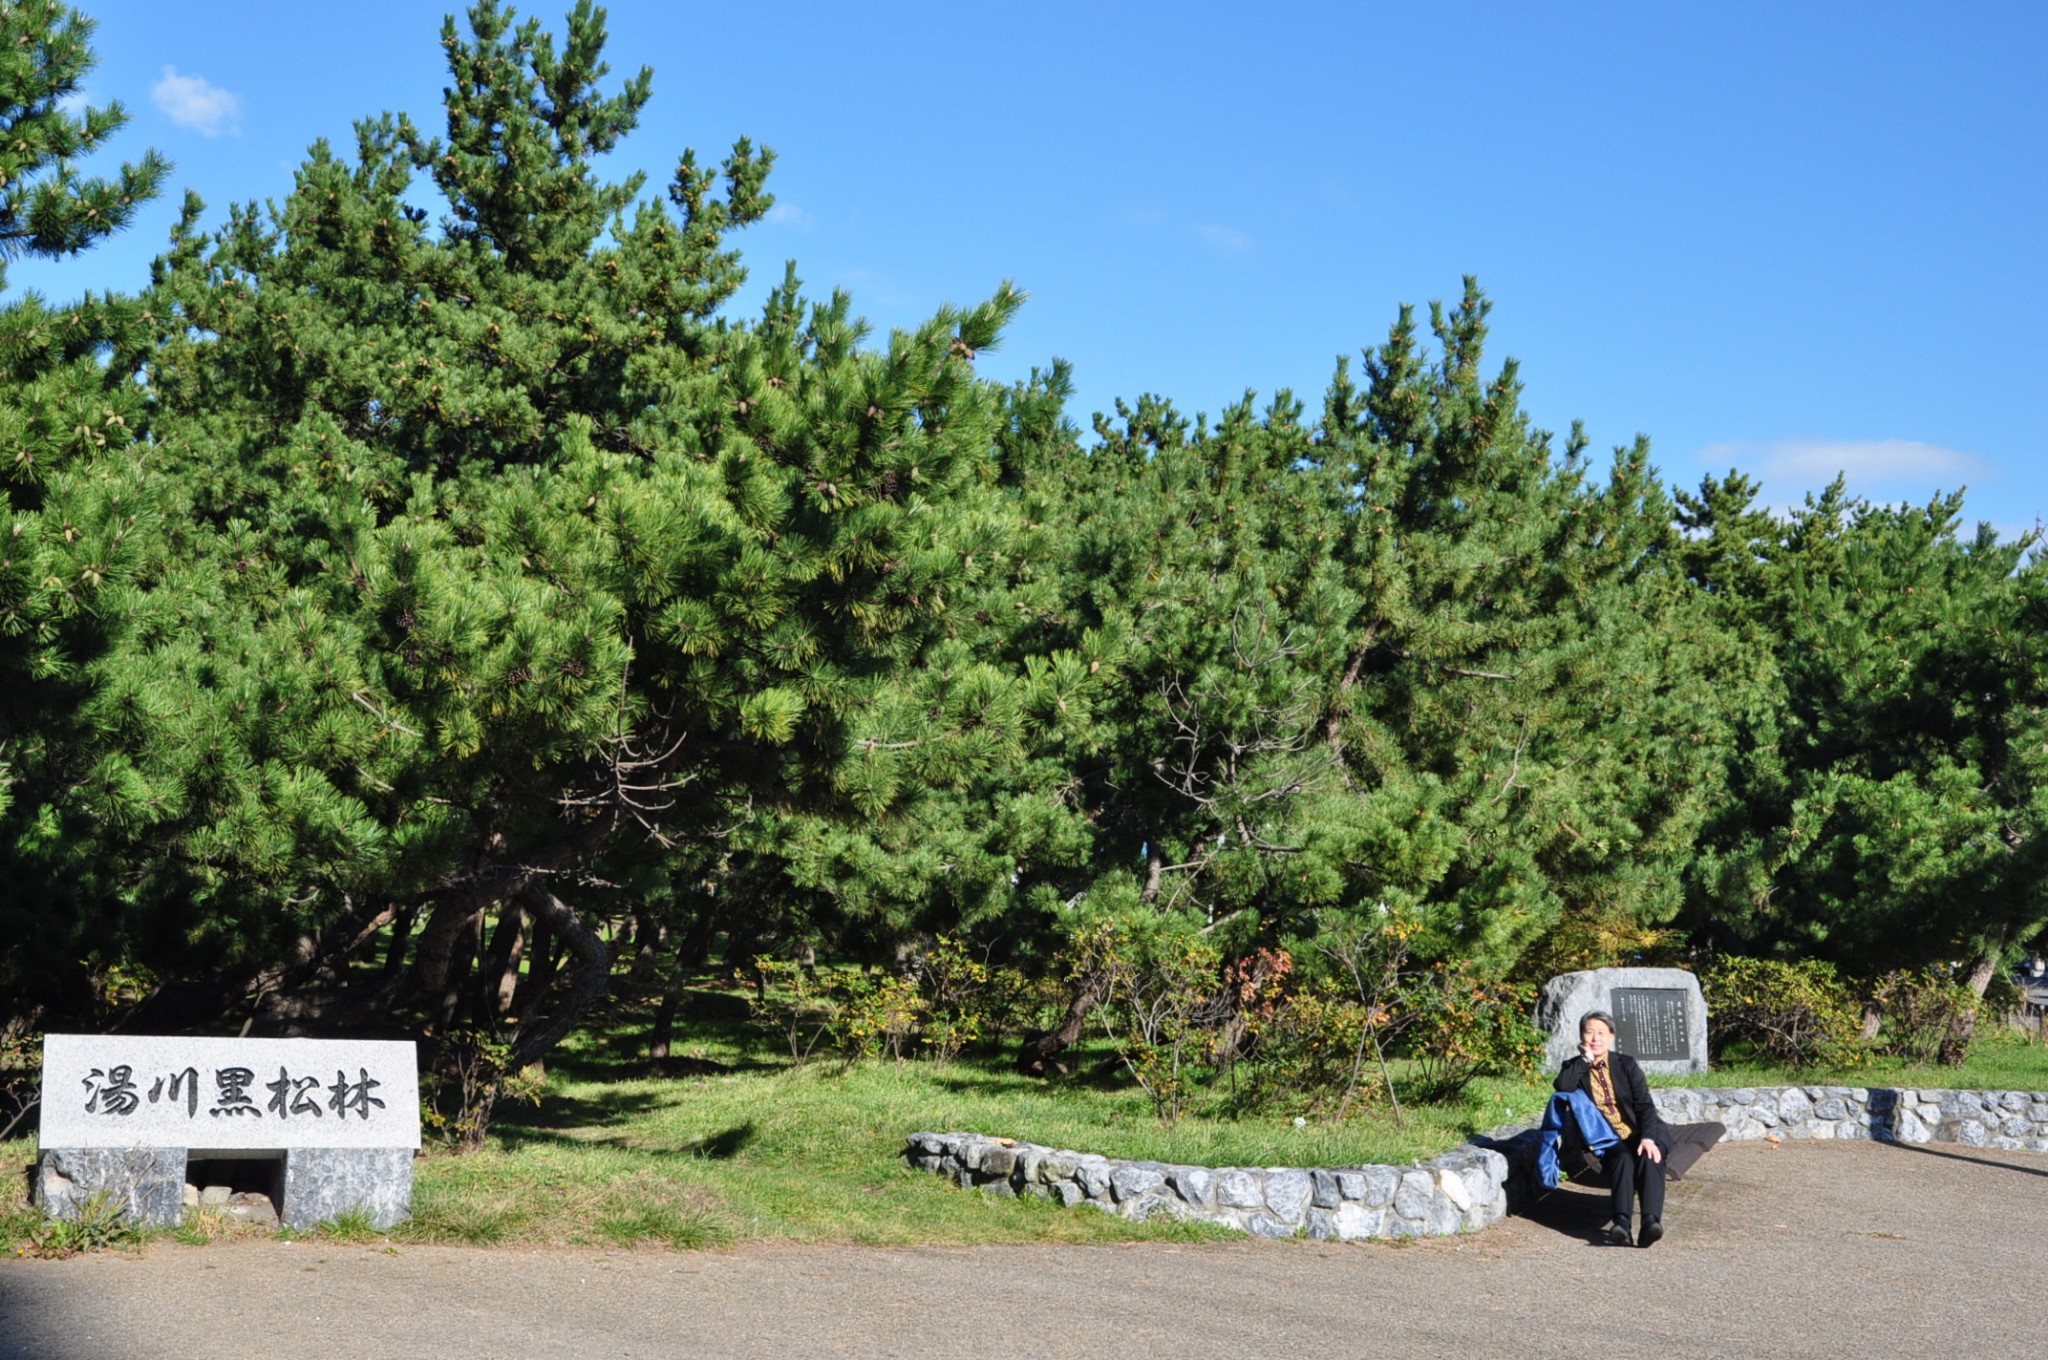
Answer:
3;1139;2042;1359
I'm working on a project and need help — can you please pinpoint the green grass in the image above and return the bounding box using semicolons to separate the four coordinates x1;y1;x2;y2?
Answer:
6;998;2048;1255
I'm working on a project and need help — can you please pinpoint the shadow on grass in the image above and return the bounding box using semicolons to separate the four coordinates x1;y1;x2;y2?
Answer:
682;1122;757;1160
491;1085;678;1147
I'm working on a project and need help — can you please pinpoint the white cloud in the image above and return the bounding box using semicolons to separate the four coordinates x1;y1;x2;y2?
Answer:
152;67;240;137
765;202;813;229
1698;437;1989;491
1194;223;1256;254
57;90;90;117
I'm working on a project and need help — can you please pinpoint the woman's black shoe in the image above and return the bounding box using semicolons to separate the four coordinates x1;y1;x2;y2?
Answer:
1638;1220;1664;1248
1605;1223;1633;1246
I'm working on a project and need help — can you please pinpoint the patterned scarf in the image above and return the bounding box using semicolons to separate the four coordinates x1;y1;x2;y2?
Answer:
1589;1058;1633;1139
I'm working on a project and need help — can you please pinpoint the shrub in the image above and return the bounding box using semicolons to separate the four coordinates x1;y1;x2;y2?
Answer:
1870;969;1981;1066
1069;919;1223;1121
1702;956;1864;1068
749;957;836;1067
907;936;992;1061
834;972;924;1062
419;1030;546;1151
0;1029;39;1143
1235;981;1379;1118
1397;961;1545;1103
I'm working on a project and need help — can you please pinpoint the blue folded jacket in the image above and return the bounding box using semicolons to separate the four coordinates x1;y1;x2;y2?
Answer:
1535;1090;1620;1190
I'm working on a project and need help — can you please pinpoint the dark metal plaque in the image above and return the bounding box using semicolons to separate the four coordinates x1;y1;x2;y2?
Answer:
1611;988;1690;1061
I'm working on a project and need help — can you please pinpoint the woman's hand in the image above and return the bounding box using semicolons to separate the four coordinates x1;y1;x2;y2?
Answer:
1640;1139;1662;1164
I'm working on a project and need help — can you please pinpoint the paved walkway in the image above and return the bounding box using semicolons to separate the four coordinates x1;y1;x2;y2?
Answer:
4;1140;2044;1359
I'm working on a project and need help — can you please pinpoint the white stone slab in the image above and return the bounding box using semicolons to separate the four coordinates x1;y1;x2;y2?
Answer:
40;1035;420;1150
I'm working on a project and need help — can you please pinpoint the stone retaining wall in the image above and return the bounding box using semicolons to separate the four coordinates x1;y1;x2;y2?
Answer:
905;1131;1509;1241
1654;1085;2048;1151
909;1084;2048;1241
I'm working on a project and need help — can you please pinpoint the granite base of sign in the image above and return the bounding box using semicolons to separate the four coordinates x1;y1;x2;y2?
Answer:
35;1034;421;1231
1535;967;1709;1075
36;1146;414;1230
34;1147;187;1227
281;1147;414;1230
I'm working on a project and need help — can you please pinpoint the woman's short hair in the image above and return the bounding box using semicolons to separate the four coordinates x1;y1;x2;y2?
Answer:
1579;1009;1617;1035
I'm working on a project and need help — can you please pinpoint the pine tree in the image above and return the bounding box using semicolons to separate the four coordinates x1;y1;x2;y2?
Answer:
0;0;165;1013
56;1;1061;1077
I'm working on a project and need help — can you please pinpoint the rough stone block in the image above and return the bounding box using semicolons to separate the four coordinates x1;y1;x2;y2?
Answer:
1333;1170;1369;1202
1394;1170;1434;1221
37;1148;187;1229
1109;1166;1165;1203
281;1146;413;1231
973;1145;1018;1178
1263;1170;1312;1224
1305;1208;1340;1240
1436;1168;1473;1212
1075;1158;1113;1199
1167;1165;1213;1208
1125;1193;1190;1223
1244;1213;1297;1239
1310;1169;1341;1210
1216;1170;1264;1209
1331;1201;1383;1240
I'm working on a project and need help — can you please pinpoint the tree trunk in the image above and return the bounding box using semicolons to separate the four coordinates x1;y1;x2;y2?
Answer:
480;903;528;1019
632;915;666;980
508;885;614;1069
1942;942;2009;1066
410;902;480;1007
514;916;560;1017
382;904;418;980
435;910;484;1032
1016;965;1111;1077
651;905;719;1063
1965;947;2003;998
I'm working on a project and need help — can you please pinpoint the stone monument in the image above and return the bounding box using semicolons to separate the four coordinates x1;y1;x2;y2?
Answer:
1534;968;1708;1076
36;1034;420;1229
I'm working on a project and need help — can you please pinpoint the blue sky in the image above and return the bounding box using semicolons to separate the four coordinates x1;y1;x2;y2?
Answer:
22;1;2046;544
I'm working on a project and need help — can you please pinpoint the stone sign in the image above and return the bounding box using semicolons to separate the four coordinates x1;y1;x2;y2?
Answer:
1534;968;1709;1076
1611;987;1691;1062
37;1034;420;1230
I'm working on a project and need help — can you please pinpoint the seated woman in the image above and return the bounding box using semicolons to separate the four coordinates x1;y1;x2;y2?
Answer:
1552;1009;1725;1247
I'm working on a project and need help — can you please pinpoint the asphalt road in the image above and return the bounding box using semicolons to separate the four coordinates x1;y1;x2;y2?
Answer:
3;1139;2042;1359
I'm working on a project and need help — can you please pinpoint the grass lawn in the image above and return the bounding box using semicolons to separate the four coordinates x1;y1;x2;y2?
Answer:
8;983;2048;1253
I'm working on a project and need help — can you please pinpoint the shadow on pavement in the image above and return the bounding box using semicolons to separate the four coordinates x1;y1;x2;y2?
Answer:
1884;1139;2048;1179
1512;1179;1627;1246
